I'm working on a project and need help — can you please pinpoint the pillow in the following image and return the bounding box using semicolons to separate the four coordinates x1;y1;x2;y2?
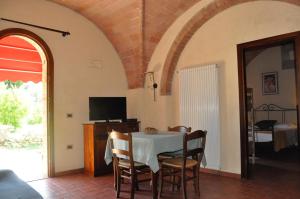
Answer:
255;120;277;129
275;123;297;129
274;123;289;129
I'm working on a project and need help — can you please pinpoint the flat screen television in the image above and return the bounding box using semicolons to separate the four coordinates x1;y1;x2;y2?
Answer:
89;97;127;121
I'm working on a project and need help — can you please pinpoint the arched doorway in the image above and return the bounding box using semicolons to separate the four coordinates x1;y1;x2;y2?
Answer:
160;0;300;95
0;28;54;179
238;31;300;178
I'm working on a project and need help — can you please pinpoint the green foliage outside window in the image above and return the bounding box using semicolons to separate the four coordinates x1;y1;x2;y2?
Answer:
0;93;28;128
4;80;23;90
28;107;42;125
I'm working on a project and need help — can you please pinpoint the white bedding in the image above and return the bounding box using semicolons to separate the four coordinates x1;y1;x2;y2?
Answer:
255;123;298;151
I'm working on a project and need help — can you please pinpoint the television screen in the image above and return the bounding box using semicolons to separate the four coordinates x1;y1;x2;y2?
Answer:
89;97;126;121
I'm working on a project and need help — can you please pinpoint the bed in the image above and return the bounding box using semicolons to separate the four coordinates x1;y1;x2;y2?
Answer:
250;104;299;152
0;169;43;199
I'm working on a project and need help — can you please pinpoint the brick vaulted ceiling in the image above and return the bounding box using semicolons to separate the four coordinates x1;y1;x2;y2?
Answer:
51;0;200;89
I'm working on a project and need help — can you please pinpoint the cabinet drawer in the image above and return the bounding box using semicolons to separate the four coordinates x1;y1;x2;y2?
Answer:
127;126;139;132
106;125;127;133
127;123;139;132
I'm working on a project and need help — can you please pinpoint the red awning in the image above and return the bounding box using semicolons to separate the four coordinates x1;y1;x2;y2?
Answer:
0;36;42;83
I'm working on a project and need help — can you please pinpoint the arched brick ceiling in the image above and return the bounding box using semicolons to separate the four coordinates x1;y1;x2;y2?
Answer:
144;0;200;67
51;0;200;88
160;0;300;95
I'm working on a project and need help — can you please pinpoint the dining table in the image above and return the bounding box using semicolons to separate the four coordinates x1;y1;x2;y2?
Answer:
104;131;206;199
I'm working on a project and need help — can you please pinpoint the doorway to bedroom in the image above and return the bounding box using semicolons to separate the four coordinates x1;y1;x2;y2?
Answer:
238;32;300;178
0;29;54;181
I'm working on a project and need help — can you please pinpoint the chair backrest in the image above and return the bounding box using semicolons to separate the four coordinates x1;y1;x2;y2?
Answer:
109;130;134;168
168;126;192;133
144;127;158;133
183;130;207;165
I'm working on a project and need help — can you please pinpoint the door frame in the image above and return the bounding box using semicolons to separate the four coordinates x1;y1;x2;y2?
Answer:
237;31;300;178
0;28;55;177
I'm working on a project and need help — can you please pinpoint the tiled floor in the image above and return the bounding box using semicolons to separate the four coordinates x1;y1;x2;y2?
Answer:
255;143;300;172
28;165;300;199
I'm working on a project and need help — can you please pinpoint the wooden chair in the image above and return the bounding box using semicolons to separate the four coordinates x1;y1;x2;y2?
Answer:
109;131;150;199
157;126;192;191
159;130;207;199
158;126;192;160
144;127;158;134
168;126;192;133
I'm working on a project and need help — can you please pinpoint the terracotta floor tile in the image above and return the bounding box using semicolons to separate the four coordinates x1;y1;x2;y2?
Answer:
28;165;300;199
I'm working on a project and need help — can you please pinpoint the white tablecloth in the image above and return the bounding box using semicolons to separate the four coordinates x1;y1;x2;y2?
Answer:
104;131;207;173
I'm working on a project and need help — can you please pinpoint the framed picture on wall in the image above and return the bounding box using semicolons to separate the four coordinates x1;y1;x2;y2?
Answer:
262;72;278;95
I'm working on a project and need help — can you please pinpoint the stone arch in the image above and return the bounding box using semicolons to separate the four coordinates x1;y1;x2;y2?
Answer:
160;0;300;95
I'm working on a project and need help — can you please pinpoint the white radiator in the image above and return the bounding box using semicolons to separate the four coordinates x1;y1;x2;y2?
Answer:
179;64;220;170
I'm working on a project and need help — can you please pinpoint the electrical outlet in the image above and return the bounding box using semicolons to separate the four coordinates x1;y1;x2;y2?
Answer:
67;145;73;149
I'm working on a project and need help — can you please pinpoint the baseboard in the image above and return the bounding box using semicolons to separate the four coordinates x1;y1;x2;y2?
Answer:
55;168;84;177
200;167;241;179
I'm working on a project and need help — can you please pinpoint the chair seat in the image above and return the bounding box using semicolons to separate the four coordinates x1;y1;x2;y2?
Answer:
119;159;146;168
161;157;198;168
158;150;183;161
158;154;172;161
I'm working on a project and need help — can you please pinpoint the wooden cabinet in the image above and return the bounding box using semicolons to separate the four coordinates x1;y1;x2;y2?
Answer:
83;122;139;177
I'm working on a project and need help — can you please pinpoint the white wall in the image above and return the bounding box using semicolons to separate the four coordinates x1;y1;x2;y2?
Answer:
246;46;297;123
0;0;127;172
139;1;300;174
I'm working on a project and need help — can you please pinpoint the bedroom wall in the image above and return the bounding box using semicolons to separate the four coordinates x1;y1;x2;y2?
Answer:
142;1;300;174
246;46;297;123
0;0;127;172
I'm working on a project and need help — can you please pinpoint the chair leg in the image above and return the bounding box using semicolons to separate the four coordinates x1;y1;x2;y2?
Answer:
116;167;121;198
130;170;135;199
113;159;117;190
181;169;187;199
159;167;164;197
177;176;181;191
196;165;200;195
172;168;175;192
193;166;200;195
193;166;197;193
135;174;140;191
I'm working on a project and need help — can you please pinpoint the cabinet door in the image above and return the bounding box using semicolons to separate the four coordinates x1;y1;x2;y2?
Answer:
94;125;112;176
94;136;112;176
